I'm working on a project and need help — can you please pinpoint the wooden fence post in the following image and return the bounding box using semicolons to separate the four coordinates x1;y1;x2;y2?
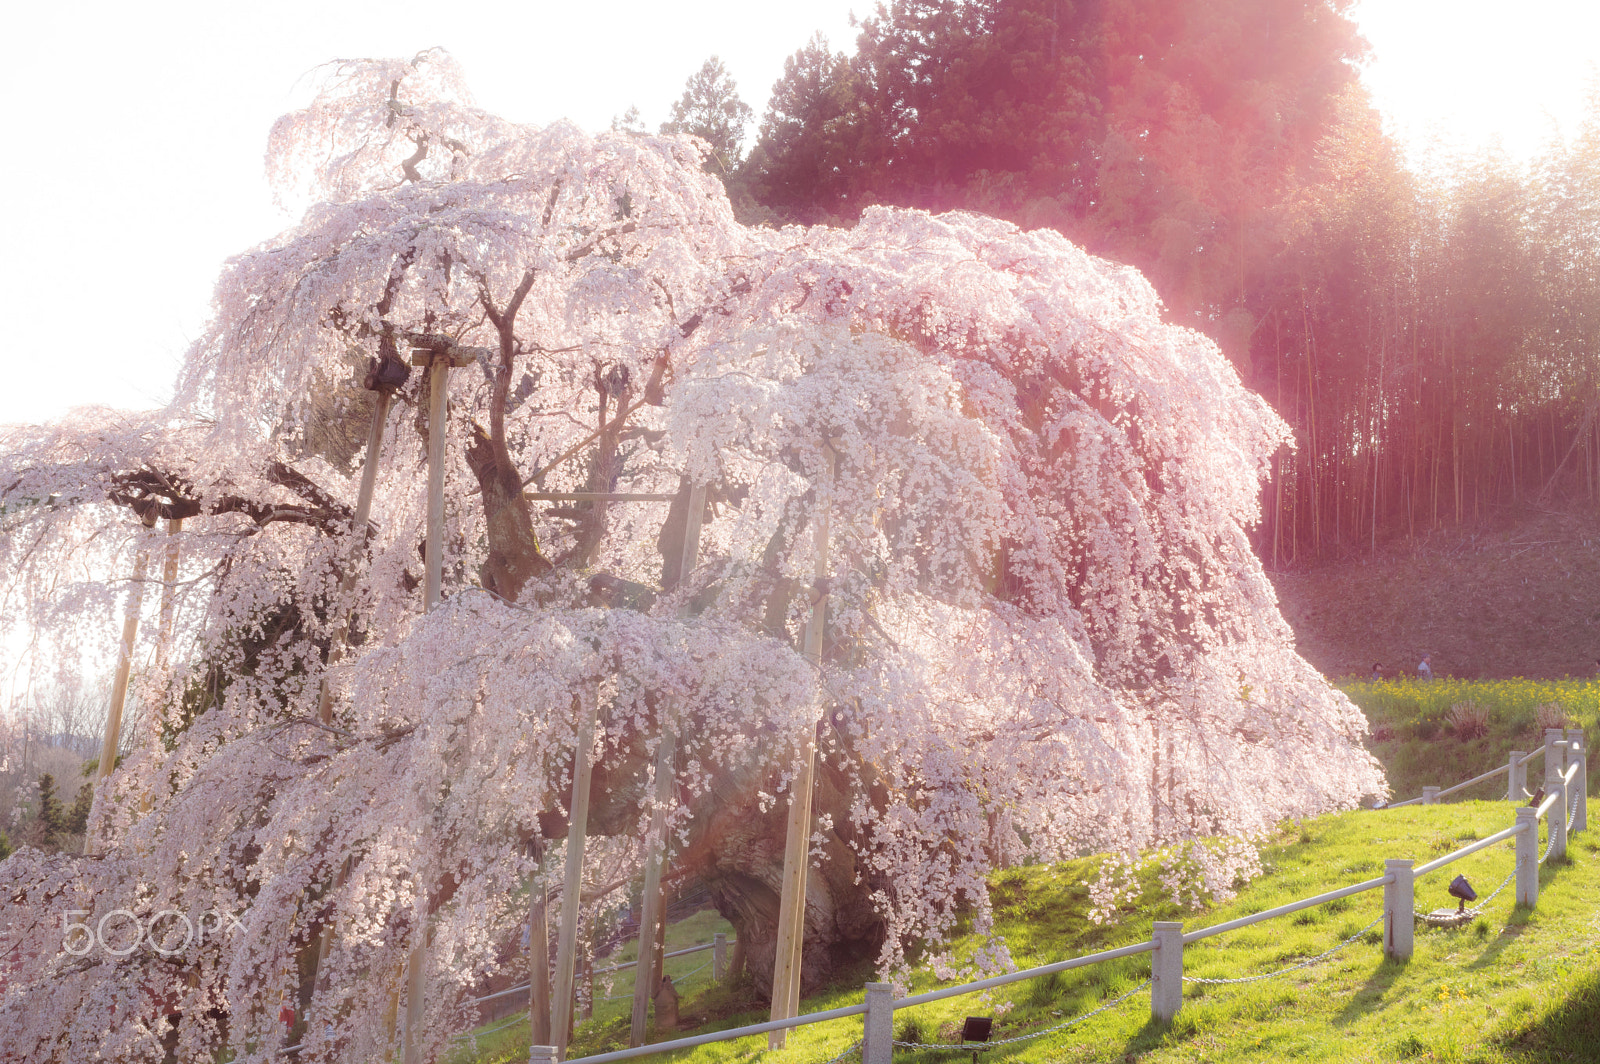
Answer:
712;933;727;982
1383;859;1413;960
1150;922;1183;1023
1515;807;1539;908
769;442;837;1048
862;981;894;1064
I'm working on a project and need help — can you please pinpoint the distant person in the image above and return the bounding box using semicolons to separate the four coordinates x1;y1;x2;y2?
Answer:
1417;654;1433;681
1370;663;1384;681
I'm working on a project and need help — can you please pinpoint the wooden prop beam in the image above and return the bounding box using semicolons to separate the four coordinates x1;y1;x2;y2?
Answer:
136;517;183;815
403;355;453;1064
526;492;677;503
629;482;706;1046
316;390;391;723
85;512;157;855
527;874;553;1046
552;686;600;1057
307;389;392;1013
768;443;836;1047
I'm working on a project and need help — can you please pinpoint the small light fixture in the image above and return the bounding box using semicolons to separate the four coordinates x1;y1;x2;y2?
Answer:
959;1016;993;1064
1448;874;1478;913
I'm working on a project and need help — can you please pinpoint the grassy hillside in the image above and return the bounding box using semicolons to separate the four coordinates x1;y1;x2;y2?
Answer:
1268;507;1600;680
1341;678;1597;804
456;690;1598;1064
465;802;1595;1064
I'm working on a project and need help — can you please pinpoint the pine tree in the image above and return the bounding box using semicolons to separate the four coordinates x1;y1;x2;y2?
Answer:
66;781;93;838
659;56;754;174
36;774;64;848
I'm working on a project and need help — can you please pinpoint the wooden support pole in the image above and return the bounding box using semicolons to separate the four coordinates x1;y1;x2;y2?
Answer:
552;687;600;1057
423;363;450;613
307;392;391;1005
769;443;836;1048
403;358;454;1064
135;518;184;817
630;482;706;1047
85;513;156;854
527;839;553;1047
317;390;391;724
155;518;183;671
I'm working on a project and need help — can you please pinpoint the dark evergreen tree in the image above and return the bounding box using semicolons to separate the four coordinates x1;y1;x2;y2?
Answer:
36;774;65;848
660;56;755;175
67;780;93;838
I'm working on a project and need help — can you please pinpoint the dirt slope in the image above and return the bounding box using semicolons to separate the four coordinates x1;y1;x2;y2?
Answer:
1266;506;1600;680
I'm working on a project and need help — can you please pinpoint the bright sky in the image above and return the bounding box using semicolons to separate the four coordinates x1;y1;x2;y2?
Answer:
0;0;1595;428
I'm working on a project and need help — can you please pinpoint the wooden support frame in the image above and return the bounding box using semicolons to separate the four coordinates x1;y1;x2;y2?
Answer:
85;512;157;854
629;482;706;1046
402;350;459;1064
552;685;601;1056
769;442;837;1047
526;492;677;503
316;390;391;723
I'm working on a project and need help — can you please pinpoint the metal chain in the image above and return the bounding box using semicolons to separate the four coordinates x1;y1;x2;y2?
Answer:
891;977;1151;1050
1535;774;1581;866
1183;915;1381;985
1470;866;1518;913
1411;832;1521;922
818;1038;863;1064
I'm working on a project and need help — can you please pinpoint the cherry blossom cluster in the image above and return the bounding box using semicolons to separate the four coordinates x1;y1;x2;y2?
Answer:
0;52;1384;1061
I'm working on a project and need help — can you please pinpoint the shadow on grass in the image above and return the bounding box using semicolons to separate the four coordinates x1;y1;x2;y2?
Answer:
1487;965;1600;1063
1121;1016;1173;1058
1331;956;1408;1027
1466;912;1529;971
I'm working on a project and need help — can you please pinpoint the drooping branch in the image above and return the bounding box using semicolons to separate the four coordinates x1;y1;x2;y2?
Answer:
106;461;365;538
